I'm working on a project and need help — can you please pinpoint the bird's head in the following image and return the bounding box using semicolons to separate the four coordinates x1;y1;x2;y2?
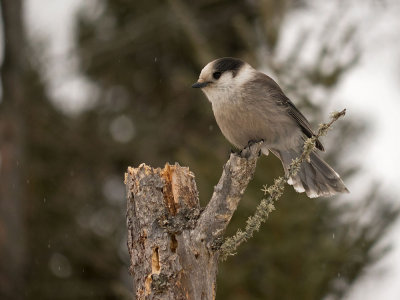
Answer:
192;57;254;103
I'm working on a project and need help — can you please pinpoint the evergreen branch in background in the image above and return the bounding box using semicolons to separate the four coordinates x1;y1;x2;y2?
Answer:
220;109;347;261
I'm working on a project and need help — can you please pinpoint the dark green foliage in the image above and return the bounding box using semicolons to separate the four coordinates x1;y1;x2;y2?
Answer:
16;1;398;299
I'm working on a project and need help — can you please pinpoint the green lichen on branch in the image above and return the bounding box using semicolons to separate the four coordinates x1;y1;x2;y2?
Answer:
219;109;347;261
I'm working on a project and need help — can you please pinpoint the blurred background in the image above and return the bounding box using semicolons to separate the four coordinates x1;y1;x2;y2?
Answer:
1;0;400;299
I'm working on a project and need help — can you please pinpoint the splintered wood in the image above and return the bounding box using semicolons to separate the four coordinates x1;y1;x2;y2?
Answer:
126;163;215;300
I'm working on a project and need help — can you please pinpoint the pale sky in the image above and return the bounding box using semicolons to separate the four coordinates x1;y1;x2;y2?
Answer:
24;0;400;299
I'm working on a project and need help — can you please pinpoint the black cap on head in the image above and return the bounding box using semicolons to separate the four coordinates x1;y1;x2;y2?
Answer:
213;57;244;77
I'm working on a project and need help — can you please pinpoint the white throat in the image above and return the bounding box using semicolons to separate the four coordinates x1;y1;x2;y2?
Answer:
202;64;255;105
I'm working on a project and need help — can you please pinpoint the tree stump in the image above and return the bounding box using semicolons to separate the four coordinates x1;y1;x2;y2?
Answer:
125;142;262;299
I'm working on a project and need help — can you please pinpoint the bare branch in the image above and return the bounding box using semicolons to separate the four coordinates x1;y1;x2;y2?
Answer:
192;141;263;247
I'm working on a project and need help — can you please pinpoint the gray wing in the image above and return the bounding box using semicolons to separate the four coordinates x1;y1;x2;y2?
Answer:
284;97;325;151
254;72;325;151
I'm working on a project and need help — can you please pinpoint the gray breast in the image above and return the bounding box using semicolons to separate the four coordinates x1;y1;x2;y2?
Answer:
212;81;301;150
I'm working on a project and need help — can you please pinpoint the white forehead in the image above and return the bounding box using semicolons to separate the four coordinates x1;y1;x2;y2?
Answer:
199;60;216;79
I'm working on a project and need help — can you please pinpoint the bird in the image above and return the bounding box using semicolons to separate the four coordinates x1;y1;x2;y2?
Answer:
192;57;349;198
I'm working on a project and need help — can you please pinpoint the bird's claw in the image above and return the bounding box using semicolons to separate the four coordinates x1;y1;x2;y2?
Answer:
239;139;264;158
230;148;240;154
246;139;264;148
229;148;241;158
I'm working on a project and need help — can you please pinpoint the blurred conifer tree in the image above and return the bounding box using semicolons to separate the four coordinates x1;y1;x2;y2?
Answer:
15;0;398;299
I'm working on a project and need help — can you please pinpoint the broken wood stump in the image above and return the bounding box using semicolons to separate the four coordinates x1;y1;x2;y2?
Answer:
125;142;262;299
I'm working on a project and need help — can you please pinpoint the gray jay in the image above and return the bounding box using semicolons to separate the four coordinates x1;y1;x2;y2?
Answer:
192;57;348;198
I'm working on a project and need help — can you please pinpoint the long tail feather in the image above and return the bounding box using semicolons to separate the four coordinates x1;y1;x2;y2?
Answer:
272;149;349;198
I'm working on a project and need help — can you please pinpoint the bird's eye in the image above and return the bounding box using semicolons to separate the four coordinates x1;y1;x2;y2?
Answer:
212;72;221;80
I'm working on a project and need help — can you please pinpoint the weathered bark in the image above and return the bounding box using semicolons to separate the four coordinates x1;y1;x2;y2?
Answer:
0;1;27;298
125;142;262;299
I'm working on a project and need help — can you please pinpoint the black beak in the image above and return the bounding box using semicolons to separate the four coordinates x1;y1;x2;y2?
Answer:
192;81;209;88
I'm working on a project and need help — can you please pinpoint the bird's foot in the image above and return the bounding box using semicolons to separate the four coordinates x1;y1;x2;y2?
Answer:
246;139;264;148
240;139;264;159
228;148;239;158
230;148;240;155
